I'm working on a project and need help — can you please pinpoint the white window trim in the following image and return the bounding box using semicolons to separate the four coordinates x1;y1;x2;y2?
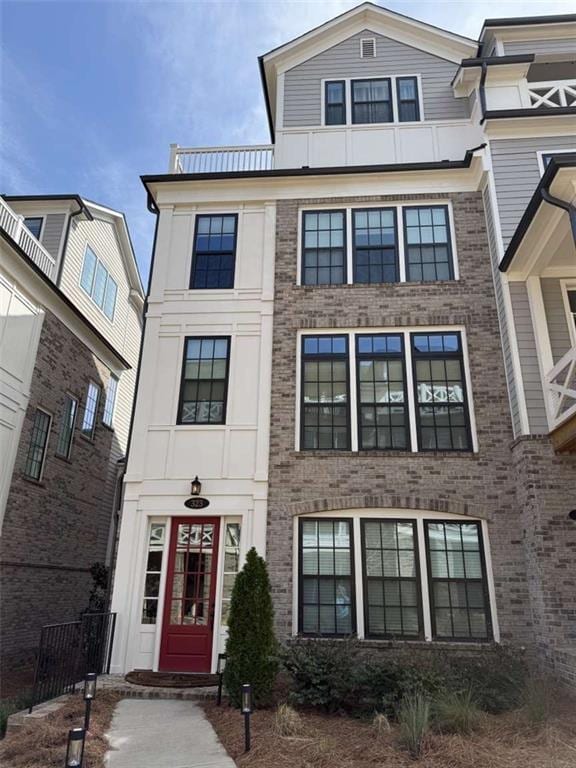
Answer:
78;243;117;324
292;508;500;643
321;74;425;128
295;325;478;454
81;380;101;440
23;215;45;241
536;148;576;176
560;280;576;347
297;200;459;286
103;375;119;429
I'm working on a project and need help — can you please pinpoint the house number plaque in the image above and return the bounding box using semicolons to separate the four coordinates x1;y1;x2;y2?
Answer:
184;497;210;510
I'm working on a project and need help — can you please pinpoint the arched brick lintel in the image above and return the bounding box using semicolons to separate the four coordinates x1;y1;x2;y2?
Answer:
288;494;489;521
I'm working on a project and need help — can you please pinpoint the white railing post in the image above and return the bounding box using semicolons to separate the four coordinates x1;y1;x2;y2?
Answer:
168;143;180;173
14;214;24;246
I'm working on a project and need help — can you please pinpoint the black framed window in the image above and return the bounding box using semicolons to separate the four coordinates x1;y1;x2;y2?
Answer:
356;334;408;450
56;395;78;459
24;217;43;239
190;214;238;289
301;335;349;450
361;520;421;638
352;208;398;283
325;81;346;125
404;206;453;282
425;521;491;640
302;211;346;286
178;337;230;424
412;333;471;451
24;409;51;480
397;77;420;122
81;381;100;439
299;519;355;636
352;78;392;124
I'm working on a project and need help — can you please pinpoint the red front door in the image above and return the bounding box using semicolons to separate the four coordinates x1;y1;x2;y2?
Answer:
159;518;220;672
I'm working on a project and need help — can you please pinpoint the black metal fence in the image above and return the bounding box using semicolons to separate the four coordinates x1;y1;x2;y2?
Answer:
29;612;116;712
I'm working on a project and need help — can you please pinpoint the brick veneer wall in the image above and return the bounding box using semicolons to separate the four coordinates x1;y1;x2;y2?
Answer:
511;435;576;684
0;310;121;692
267;191;532;649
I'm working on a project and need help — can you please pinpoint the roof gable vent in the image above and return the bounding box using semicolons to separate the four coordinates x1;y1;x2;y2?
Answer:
360;37;376;58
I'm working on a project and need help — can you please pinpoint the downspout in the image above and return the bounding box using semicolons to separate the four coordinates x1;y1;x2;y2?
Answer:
541;188;576;246
479;61;488;125
55;204;85;286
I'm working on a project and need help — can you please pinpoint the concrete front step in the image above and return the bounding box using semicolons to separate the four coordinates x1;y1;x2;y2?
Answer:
98;674;218;700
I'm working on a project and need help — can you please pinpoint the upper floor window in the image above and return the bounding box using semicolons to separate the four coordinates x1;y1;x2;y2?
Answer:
396;77;420;122
300;330;473;453
24;217;43;239
24;408;51;481
539;149;576;175
190;214;237;289
80;246;118;321
325;81;346;125
81;381;101;439
103;375;118;428
302;211;346;285
352;78;392;124
352;208;398;284
55;394;78;459
404;206;453;282
178;337;230;424
301;335;349;450
300;204;455;286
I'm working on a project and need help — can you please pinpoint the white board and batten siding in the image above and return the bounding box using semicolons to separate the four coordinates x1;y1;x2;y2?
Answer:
111;202;275;674
490;136;576;247
283;29;468;127
503;39;576;56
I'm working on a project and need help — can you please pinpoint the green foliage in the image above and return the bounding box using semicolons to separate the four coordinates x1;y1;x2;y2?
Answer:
433;688;482;734
281;638;358;712
398;694;431;758
281;641;527;718
224;547;277;707
0;694;33;739
86;562;109;613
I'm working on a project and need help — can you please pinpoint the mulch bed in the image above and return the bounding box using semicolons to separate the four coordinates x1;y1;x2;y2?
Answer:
204;695;576;768
125;669;218;687
0;690;120;767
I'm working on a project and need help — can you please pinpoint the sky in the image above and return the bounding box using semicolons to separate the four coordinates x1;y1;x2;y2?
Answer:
1;0;573;282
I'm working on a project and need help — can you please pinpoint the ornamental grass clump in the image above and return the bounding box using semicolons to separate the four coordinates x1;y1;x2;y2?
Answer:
274;703;304;737
223;547;277;708
433;688;483;734
520;676;552;725
398;693;431;758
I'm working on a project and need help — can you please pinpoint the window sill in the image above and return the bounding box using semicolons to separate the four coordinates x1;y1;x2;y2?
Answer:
290;636;495;650
80;433;96;444
102;422;115;433
295;279;460;289
293;450;478;459
22;476;46;488
54;453;73;464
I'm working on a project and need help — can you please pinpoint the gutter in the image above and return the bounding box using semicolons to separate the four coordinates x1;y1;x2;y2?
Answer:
0;226;131;370
482;13;576;29
2;194;94;221
484;106;576;121
141;145;487;191
479;61;488;124
500;155;576;272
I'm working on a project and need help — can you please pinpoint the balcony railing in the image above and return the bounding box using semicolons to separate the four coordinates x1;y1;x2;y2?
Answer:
170;143;274;174
0;196;56;279
546;346;576;432
526;80;576;109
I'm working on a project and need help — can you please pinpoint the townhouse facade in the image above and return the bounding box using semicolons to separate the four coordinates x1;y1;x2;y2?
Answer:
110;4;575;685
0;194;144;693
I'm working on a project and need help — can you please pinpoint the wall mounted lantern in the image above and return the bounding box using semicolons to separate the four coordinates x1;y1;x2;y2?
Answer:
190;476;202;496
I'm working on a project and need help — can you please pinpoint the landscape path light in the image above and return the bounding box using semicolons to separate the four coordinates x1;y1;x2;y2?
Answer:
65;727;85;767
217;653;226;706
241;683;253;752
83;672;97;732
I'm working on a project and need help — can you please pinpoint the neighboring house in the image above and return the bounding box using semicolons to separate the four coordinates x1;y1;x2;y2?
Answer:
0;194;144;694
110;3;576;686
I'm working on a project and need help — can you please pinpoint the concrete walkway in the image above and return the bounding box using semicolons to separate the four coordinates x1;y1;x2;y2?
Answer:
105;699;236;768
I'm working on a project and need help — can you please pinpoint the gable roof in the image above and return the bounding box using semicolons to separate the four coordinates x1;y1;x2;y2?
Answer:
259;2;478;139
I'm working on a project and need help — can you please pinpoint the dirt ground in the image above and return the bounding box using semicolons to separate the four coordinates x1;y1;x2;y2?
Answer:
0;690;120;768
204;695;576;768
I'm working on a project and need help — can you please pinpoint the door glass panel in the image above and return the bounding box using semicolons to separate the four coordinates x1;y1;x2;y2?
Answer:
169;521;216;626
